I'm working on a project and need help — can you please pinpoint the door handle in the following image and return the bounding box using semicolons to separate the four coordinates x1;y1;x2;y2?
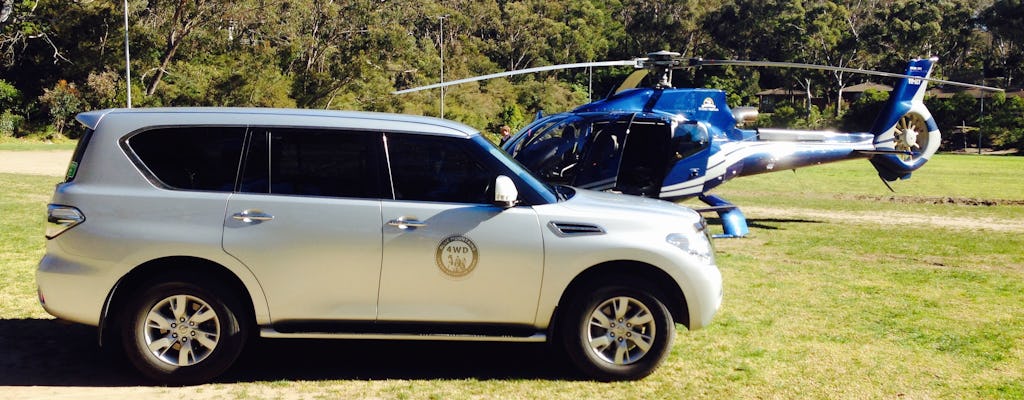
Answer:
387;217;427;229
232;209;274;223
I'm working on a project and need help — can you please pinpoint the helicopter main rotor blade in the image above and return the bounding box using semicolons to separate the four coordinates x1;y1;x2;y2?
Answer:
614;69;650;94
690;58;1004;92
392;60;641;94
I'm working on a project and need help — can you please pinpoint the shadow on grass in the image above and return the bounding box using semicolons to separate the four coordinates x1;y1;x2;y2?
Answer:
0;318;576;386
706;217;824;232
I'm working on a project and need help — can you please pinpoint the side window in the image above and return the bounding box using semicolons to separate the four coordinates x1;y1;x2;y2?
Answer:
127;127;245;191
239;128;383;199
514;117;586;184
387;134;493;204
672;122;710;161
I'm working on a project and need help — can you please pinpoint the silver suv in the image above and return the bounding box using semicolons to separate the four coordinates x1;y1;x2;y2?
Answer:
38;108;721;384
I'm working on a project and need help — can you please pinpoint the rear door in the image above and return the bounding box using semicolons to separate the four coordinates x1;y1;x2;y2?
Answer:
222;128;386;323
616;118;673;196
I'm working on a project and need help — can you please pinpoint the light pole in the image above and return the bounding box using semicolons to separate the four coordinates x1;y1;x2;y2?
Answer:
439;15;448;118
123;0;132;108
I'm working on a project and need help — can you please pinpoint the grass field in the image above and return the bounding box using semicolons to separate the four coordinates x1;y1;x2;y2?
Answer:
1;154;1022;399
0;141;76;151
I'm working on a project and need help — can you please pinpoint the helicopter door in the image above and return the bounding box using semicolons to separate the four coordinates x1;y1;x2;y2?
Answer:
573;118;631;190
616;119;672;197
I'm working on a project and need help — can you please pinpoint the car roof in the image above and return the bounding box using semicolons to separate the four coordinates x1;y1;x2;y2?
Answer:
76;107;480;138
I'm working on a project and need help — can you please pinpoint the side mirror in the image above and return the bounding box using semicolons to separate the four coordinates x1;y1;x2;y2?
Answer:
493;175;519;208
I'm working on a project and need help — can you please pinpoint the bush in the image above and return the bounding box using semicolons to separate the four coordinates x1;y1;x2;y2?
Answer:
38;80;84;138
0;110;23;137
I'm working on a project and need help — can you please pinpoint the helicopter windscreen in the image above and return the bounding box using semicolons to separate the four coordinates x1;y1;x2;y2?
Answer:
512;116;588;184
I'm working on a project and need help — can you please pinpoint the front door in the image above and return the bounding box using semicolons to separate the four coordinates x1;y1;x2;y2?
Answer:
573;116;632;190
376;134;544;325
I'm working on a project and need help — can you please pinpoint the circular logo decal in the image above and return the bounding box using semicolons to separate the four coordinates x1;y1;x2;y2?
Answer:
435;235;478;277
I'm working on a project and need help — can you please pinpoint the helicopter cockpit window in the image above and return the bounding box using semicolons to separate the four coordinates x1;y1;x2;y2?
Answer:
512;117;588;184
505;116;567;157
672;121;711;161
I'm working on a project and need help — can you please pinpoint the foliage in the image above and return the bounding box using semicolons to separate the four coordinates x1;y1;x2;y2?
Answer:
0;109;21;137
0;0;1021;148
0;78;19;111
980;94;1024;150
840;89;890;132
37;80;82;138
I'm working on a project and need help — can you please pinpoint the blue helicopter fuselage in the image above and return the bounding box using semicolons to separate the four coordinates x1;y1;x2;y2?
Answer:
498;57;942;237
504;86;885;202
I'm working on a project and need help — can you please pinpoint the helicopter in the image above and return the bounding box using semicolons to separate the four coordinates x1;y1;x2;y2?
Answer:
394;51;1001;237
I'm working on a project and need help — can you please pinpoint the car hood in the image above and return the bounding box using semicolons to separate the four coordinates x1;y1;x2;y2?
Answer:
554;187;700;222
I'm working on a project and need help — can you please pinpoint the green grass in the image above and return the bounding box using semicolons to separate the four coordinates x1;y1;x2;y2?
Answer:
0;173;59;318
0;141;76;151
2;155;1023;398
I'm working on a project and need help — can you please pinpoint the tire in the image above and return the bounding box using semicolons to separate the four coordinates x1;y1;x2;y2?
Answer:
119;279;248;385
559;277;675;381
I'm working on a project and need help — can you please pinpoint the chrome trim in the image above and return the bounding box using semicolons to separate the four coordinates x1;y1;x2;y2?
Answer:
547;221;606;237
231;209;274;223
260;328;547;343
387;217;427;229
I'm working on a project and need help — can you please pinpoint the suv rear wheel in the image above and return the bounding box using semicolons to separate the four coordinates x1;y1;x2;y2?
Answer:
559;277;675;381
120;278;248;385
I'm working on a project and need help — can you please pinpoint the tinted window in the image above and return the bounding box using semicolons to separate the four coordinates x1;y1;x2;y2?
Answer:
128;127;245;191
240;128;383;199
387;134;493;204
65;128;95;182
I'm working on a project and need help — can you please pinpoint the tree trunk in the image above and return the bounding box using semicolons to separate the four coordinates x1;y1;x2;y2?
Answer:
0;0;13;24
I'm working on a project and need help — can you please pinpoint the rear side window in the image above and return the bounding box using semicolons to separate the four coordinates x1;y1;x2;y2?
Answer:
64;128;95;182
127;127;246;191
239;128;384;199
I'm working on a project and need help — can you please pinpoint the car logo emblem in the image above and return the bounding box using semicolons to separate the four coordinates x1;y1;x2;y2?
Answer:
436;235;478;277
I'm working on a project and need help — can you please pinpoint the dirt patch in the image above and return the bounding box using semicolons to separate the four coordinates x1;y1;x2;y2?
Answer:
743;206;1024;233
842;194;1024;207
0;151;73;176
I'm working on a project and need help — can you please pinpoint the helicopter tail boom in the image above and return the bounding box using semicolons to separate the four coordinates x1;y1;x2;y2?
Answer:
866;57;941;181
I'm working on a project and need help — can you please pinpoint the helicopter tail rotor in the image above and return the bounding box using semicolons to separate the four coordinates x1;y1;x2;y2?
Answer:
867;57;942;182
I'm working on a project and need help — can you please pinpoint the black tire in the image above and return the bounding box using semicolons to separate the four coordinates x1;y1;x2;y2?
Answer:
559;277;675;381
119;279;248;385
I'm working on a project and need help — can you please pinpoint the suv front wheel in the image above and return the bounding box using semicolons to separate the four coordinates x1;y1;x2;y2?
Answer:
559;277;675;381
120;279;248;385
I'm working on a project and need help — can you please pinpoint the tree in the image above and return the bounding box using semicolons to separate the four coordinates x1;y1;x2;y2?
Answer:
139;0;246;96
979;93;1024;150
981;0;1024;87
38;79;82;137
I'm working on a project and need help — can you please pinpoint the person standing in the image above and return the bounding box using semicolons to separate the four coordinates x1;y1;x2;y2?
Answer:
498;125;512;145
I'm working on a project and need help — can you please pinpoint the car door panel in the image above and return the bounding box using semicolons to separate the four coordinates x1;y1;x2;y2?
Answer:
378;202;543;324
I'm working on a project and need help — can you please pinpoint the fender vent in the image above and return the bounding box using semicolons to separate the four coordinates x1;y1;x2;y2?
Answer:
548;221;606;237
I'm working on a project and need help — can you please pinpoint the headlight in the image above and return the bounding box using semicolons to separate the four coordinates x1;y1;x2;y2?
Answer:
666;219;715;264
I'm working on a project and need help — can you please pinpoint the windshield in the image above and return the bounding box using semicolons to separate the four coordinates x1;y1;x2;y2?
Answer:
474;136;559;203
512;116;590;184
502;115;568;157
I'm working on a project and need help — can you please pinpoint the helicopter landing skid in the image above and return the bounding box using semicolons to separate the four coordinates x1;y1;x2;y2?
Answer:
696;195;750;239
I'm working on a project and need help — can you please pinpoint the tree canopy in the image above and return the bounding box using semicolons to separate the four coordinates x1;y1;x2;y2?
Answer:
1;0;1022;148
